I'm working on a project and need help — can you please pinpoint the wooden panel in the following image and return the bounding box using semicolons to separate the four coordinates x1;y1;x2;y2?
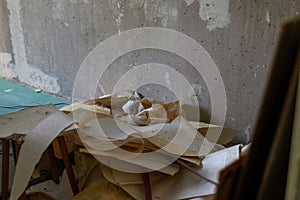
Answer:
257;49;299;200
234;18;300;200
285;49;300;200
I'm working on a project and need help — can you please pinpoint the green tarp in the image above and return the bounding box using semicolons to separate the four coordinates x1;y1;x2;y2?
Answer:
0;78;70;115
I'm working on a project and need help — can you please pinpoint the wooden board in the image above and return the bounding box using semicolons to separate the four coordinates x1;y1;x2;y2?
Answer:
285;50;300;200
234;18;300;200
257;48;299;200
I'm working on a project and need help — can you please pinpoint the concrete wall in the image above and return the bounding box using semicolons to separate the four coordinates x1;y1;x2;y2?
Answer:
0;0;12;73
0;0;10;52
0;0;300;141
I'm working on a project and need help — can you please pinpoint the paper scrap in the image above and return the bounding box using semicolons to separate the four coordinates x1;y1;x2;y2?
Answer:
10;111;73;200
100;144;241;200
80;148;179;175
0;105;57;138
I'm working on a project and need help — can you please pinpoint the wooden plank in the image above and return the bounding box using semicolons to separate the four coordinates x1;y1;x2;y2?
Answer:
58;136;79;195
285;50;300;200
46;144;60;184
14;141;26;200
1;139;9;200
234;18;300;200
257;48;299;200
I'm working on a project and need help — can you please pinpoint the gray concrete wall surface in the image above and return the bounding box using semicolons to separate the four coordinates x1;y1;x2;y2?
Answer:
0;0;10;52
0;0;300;142
0;0;12;72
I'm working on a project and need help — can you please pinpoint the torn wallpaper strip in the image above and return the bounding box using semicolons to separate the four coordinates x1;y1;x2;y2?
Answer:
10;111;73;200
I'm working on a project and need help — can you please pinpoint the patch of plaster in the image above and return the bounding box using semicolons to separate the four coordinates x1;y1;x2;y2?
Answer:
4;0;61;93
185;0;196;6
0;52;12;68
164;71;171;88
129;0;146;8
249;63;261;79
129;0;178;27
244;125;252;142
27;64;61;92
0;52;13;77
266;10;270;24
70;0;89;4
109;0;125;33
188;84;203;104
52;0;65;20
198;0;231;31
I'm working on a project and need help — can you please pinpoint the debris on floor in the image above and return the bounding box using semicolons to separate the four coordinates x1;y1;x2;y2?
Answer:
1;14;300;200
27;170;73;200
67;90;245;199
0;90;244;200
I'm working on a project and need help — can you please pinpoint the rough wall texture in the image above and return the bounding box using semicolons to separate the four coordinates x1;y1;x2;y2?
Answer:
0;0;10;52
0;0;12;73
0;0;300;141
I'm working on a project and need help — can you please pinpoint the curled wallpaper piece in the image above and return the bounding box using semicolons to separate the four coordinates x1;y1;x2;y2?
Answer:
99;144;241;200
10;111;73;200
159;144;241;199
80;148;179;176
0;104;58;138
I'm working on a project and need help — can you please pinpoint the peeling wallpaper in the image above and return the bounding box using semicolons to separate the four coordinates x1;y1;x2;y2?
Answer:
127;0;230;30
127;0;179;27
2;0;61;93
198;0;231;31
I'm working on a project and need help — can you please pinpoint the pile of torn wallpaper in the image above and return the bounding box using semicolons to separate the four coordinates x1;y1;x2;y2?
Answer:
0;89;247;200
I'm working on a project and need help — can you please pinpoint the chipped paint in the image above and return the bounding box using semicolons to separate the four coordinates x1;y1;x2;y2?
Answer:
198;0;231;31
164;71;171;87
244;125;252;142
0;52;14;78
52;0;65;20
0;52;12;68
129;0;230;29
144;0;178;27
129;0;178;27
248;64;261;79
185;0;196;6
2;0;61;93
188;84;203;103
109;0;125;33
26;64;61;92
266;10;270;24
